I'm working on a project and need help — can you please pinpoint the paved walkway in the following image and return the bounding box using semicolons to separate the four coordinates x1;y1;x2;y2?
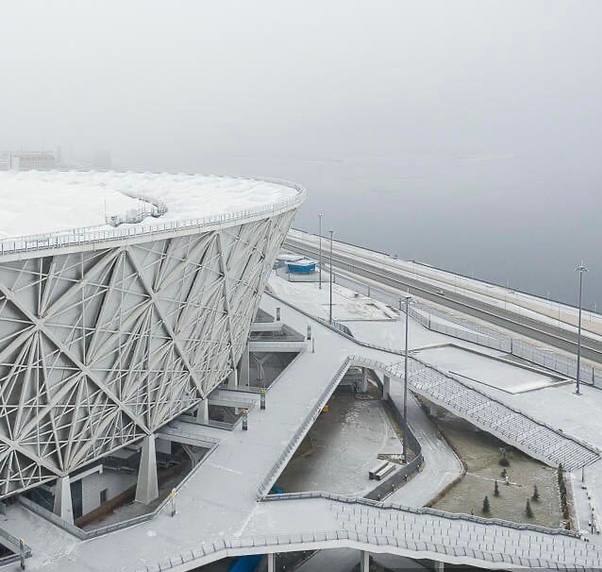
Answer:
386;392;462;507
146;495;602;571
398;359;599;471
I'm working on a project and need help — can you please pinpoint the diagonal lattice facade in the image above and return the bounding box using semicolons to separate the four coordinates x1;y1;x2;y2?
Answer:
0;209;295;498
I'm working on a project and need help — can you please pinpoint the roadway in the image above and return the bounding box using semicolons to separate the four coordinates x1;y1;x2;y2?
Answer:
284;230;602;364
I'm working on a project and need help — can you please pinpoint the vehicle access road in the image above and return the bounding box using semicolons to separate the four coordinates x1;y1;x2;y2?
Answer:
284;232;602;364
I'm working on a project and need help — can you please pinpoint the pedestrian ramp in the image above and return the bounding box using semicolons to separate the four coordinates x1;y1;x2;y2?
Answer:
350;355;599;472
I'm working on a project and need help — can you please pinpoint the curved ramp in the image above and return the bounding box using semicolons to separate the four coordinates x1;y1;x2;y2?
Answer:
353;355;599;472
149;495;602;571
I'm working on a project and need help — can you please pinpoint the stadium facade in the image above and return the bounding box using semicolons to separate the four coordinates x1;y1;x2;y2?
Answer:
0;173;304;499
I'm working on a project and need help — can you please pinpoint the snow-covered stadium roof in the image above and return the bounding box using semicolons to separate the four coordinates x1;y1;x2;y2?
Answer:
0;170;303;239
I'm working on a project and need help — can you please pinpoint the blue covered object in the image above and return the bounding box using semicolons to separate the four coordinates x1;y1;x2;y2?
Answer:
286;259;316;274
229;554;262;572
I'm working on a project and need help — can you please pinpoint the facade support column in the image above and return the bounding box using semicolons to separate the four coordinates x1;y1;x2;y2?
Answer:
196;398;209;424
267;552;275;572
135;434;159;504
383;375;390;400
239;343;250;387
359;367;369;393
53;476;74;525
228;368;238;389
360;550;370;572
434;561;445;572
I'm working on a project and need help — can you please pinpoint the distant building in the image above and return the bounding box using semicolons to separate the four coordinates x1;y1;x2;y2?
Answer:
0;150;58;171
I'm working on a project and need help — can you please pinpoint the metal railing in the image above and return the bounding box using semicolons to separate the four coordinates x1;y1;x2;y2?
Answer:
260;491;578;536
18;439;221;542
348;352;599;468
135;494;583;572
256;357;352;499
254;349;425;503
404;360;599;470
333;272;602;388
0;525;31;566
266;293;600;469
0;178;305;258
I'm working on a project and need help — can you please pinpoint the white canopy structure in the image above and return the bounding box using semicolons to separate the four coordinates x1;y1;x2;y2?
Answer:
0;171;304;497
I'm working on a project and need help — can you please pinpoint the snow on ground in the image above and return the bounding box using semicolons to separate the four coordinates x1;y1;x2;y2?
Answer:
414;345;566;394
268;272;398;322
414;306;499;340
269;267;602;541
288;228;602;338
346;320;450;351
269;272;494;351
0;171;298;238
276;393;400;497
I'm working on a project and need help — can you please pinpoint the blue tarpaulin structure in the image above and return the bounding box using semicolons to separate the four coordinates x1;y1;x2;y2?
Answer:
286;259;316;274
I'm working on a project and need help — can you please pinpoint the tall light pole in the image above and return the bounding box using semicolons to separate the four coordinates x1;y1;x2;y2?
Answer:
318;213;323;289
575;262;588;395
402;295;411;462
329;230;334;324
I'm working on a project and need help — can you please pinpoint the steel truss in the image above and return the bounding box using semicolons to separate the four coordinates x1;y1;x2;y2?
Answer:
0;210;295;497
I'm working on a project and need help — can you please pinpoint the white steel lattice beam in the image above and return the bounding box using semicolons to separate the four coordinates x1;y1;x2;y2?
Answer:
124;248;208;401
216;231;239;376
0;209;297;496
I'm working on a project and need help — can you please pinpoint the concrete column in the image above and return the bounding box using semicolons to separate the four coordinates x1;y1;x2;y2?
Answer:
360;550;370;572
267;552;275;572
135;434;159;504
383;375;390;400
256;357;265;386
196;398;209;424
228;368;238;389
239;343;250;387
53;476;74;525
434;561;445;572
359;367;369;393
430;404;445;418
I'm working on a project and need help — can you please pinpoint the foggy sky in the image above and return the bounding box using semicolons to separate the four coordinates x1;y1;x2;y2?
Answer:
1;1;601;305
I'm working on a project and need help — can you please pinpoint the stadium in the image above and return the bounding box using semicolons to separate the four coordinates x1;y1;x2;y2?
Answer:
0;170;305;503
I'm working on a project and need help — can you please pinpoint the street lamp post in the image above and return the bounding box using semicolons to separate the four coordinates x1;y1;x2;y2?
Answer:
318;213;323;289
402;295;411;463
575;262;588;395
329;230;334;324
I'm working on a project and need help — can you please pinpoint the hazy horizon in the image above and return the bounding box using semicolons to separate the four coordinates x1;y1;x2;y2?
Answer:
1;1;601;307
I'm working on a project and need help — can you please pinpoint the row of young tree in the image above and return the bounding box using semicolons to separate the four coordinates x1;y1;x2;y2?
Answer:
481;483;539;518
479;464;570;524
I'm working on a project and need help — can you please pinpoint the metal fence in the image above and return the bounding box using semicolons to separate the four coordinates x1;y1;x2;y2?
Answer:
136;490;580;572
256;358;352;499
0;523;31;566
333;272;602;389
0;178;305;257
18;438;220;542
511;338;602;386
363;394;424;502
261;490;579;536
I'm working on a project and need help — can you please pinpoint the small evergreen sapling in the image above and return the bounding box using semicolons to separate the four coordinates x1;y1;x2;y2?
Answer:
532;484;540;502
